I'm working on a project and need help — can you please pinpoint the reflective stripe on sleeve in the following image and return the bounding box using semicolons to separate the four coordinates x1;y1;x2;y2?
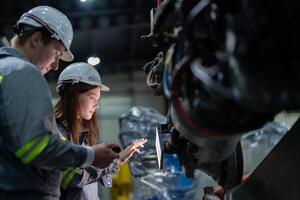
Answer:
61;167;80;189
15;134;50;164
0;74;3;83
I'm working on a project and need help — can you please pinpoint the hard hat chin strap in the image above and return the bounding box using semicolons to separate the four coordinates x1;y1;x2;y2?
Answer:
57;79;80;85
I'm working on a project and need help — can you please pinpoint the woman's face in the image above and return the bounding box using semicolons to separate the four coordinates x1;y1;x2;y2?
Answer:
78;87;101;120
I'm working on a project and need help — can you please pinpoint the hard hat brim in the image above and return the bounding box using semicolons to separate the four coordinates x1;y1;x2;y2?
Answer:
100;84;110;92
61;50;74;62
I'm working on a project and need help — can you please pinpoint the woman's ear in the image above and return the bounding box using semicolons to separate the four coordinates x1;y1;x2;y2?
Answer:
56;84;65;96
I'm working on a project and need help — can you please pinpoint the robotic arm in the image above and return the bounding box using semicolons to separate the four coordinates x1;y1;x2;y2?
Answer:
142;0;300;191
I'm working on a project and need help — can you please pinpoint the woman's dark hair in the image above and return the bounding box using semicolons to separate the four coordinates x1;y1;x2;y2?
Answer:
54;82;100;145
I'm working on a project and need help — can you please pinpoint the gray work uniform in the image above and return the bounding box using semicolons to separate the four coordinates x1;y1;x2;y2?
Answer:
0;47;95;200
57;121;118;200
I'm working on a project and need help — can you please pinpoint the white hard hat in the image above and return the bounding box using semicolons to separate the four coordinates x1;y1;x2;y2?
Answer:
57;62;110;92
17;6;74;61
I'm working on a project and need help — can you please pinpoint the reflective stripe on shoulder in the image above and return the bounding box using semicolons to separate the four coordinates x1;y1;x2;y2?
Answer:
0;74;3;83
61;167;80;189
15;134;50;164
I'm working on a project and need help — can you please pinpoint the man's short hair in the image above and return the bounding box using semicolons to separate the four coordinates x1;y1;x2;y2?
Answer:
13;24;56;46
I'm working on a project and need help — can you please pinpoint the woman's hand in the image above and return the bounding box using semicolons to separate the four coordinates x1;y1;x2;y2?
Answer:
118;138;147;164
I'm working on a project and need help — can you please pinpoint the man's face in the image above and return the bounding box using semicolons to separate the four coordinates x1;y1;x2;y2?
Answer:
35;40;65;75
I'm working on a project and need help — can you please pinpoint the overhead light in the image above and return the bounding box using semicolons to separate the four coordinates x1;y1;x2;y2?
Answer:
88;57;101;66
80;0;87;2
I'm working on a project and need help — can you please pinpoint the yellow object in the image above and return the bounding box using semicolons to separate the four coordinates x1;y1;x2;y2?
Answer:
0;74;3;83
111;163;131;200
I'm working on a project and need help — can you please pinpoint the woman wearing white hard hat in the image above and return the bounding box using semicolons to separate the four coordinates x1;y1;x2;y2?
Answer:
54;62;146;200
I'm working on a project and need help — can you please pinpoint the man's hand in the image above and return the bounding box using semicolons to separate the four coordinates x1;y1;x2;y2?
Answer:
119;138;147;164
92;143;120;169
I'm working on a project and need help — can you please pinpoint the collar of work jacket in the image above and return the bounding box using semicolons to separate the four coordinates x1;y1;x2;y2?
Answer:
0;47;29;62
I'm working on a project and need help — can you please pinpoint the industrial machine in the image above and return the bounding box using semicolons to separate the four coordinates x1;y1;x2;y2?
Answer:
142;0;300;199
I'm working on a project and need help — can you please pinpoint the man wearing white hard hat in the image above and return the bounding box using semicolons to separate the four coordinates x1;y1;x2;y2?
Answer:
0;6;120;200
